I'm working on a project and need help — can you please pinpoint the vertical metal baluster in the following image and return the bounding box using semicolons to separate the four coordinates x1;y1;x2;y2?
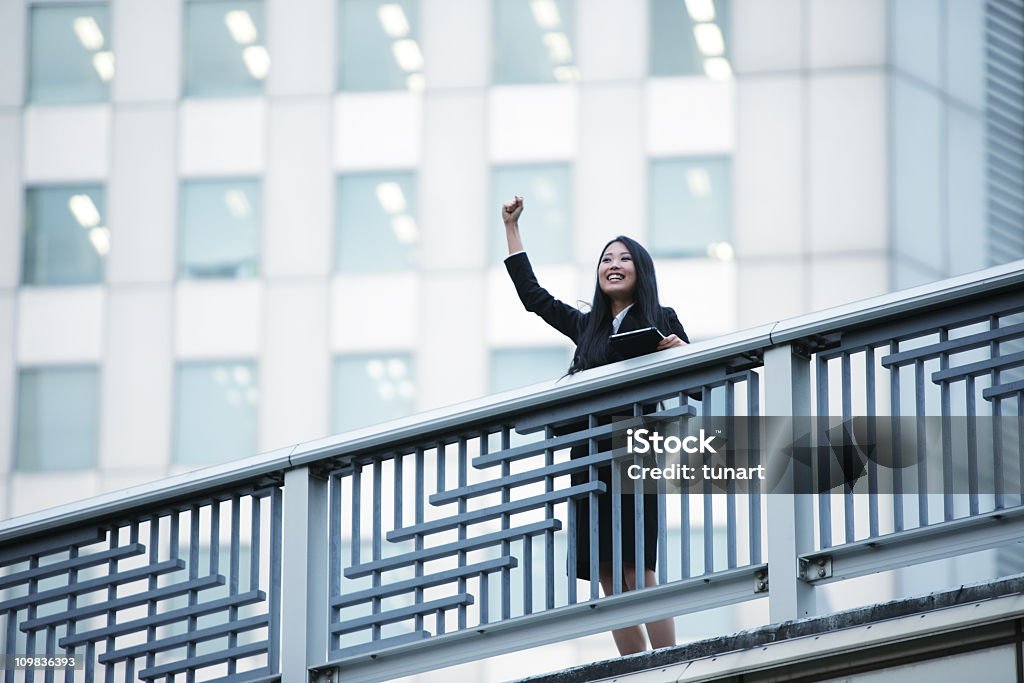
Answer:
501;428;512;618
588;413;600;600
725;382;737;569
229;497;241;672
611;413;623;595
4;568;19;683
991;315;1004;510
543;426;555;610
816;355;832;549
522;529;533;615
210;504;220;577
841;352;855;544
372;459;383;643
680;391;691;576
1018;391;1024;503
457;439;468;629
478;430;492;622
394;453;404;533
633;402;646;590
250;496;262;593
187;508;200;683
890;341;905;532
747;374;762;565
939;330;954;522
64;539;80;683
865;347;879;537
702;387;714;575
914;358;929;526
268;488;283;674
566;425;578;603
436;440;446;495
25;555;37;683
967;374;980;515
104;527;119;683
414;448;425;633
351;465;361;571
656;402;669;586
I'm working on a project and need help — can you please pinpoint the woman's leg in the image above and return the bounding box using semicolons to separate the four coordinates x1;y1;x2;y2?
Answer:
640;568;676;649
598;565;647;655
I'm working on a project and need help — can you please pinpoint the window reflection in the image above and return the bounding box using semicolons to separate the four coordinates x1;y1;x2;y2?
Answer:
335;172;419;272
490;347;571;392
494;0;579;84
174;361;259;465
28;5;112;103
338;0;423;92
16;367;99;471
333;354;416;431
491;164;572;265
649;157;732;259
185;0;268;97
23;186;108;286
179;179;261;279
650;0;733;80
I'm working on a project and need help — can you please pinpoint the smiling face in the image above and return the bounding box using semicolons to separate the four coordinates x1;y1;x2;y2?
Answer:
598;241;636;302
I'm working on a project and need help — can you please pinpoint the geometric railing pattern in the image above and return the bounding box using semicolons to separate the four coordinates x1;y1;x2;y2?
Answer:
0;260;1021;682
0;486;280;683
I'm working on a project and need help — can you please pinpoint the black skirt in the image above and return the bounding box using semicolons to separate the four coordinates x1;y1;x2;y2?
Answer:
570;442;659;582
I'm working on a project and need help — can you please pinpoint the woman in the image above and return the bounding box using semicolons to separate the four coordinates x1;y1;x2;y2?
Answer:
501;195;687;655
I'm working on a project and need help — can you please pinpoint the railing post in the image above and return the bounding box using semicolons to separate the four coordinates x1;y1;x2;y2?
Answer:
764;344;816;621
281;465;329;681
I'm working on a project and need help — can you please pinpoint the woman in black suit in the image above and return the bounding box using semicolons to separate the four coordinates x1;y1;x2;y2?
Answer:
501;195;687;655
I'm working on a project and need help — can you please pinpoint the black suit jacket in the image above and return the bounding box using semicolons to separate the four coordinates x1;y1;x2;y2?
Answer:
504;252;689;368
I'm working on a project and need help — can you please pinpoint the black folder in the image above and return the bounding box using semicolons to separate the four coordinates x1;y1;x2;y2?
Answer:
609;327;664;359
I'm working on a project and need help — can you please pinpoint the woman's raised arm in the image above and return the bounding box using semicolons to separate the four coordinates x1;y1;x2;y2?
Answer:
502;195;525;255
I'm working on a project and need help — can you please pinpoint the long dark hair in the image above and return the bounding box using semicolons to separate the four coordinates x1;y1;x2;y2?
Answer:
568;235;667;374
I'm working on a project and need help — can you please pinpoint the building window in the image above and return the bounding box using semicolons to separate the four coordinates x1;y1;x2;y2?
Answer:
23;186;108;286
493;0;579;84
184;0;268;97
16;367;99;471
179;179;261;279
335;172;419;273
333;354;415;432
649;157;732;259
27;4;112;104
490;347;571;393
174;362;259;465
650;0;733;80
492;164;572;265
337;0;423;92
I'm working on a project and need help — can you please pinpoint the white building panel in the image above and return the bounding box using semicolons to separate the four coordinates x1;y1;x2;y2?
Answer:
946;0;987;112
108;106;178;284
179;99;267;176
265;100;333;277
732;0;803;73
417;273;487;409
947;108;987;276
422;0;490;89
489;85;578;163
0;1;25;107
267;0;334;96
808;74;888;254
810;254;889;311
330;272;418;351
420;93;488;270
487;264;580;346
101;287;173;470
646;79;734;156
656;260;736;340
17;287;105;364
23;106;110;182
0;294;14;476
890;0;942;89
334;92;423;170
808;0;887;69
260;282;330;451
175;280;263;358
577;0;647;82
111;0;181;103
576;85;645;262
0;113;21;289
737;260;807;328
734;77;803;257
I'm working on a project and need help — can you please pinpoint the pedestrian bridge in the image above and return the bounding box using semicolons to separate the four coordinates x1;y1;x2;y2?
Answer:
1;260;1023;683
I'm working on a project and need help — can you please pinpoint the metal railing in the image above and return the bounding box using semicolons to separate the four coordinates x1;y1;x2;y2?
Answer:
1;260;1022;683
